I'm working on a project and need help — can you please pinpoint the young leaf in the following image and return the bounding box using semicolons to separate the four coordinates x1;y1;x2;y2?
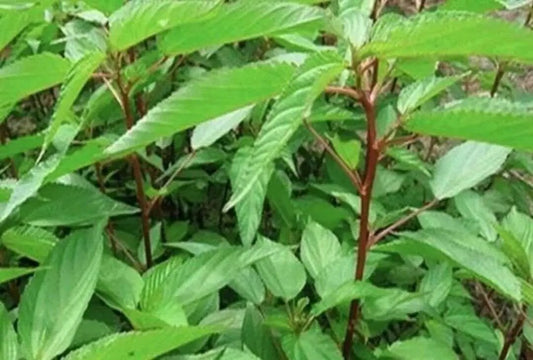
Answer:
109;0;220;51
159;1;323;55
255;237;306;301
62;326;221;360
43;52;106;152
0;53;70;106
405;98;533;152
430;141;511;200
361;12;533;64
397;74;464;114
282;327;343;360
224;51;345;210
381;337;458;360
229;147;274;246
0;303;17;360
18;224;104;360
106;61;296;155
401;229;521;301
191;106;253;150
300;220;342;279
0;267;38;285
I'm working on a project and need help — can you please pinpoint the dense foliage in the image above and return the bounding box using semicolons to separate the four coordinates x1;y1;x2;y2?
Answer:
1;0;533;359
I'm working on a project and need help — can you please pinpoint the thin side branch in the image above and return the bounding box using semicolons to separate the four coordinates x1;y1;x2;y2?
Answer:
325;86;362;101
304;119;362;193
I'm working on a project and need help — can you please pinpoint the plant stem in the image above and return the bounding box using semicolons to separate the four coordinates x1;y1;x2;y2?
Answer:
490;62;505;97
342;93;379;360
417;0;426;12
304;119;362;193
369;199;438;247
499;305;527;360
116;71;153;269
0;123;18;179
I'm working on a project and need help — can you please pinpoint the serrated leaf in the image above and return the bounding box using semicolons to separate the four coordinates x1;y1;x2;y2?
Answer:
300;220;342;279
159;1;323;55
106;61;296;155
282;328;342;360
255;237;306;301
225;51;344;210
381;337;458;360
401;229;521;301
397;74;464;114
0;302;17;360
19;224;104;360
19;183;138;226
0;53;70;106
444;314;498;345
497;226;531;279
109;0;220;51
361;11;533;64
1;225;57;262
419;262;453;308
62;326;221;360
43;52;105;152
454;190;498;241
430;141;511;200
229;147;274;246
386;147;431;177
406;98;533;152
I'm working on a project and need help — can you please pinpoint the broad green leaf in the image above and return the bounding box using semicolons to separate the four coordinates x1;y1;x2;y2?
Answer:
430;141;511;200
0;53;70;106
445;314;498;345
106;61;296;155
386;147;431;177
330;134;361;169
228;267;266;305
419;262;453;308
0;11;30;51
83;0;122;14
62;326;221;360
454;190;498;241
96;256;144;311
406;98;533;152
159;1;323;55
19;183;138;226
502;207;533;254
401;229;521;301
361;12;533;64
63;19;107;62
282;328;342;360
0;155;60;224
497;226;531;279
1;225;57;262
397;74;464;114
440;0;502;13
255;237;306;301
0;133;44;161
0;267;38;285
109;0;220;51
380;337;458;360
300;220;342;279
19;224;104;360
140;257;182;311
242;305;279;360
0;303;17;360
191;106;253;150
225;51;344;210
43;52;105;151
229;147;274;246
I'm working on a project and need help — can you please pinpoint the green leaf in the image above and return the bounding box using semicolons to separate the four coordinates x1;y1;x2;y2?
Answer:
191;106;253;150
282;328;342;360
430;141;511;200
109;0;221;51
62;326;221;360
0;11;30;51
0;53;70;106
401;229;521;301
1;225;57;263
0;267;38;285
0;302;17;360
405;98;533;152
43;52;105;152
439;0;501;13
159;1;323;55
497;226;531;279
386;147;431;177
380;337;458;360
444;314;498;345
229;147;274;246
18;224;104;360
19;183;138;226
300;220;342;279
229;267;266;305
106;61;296;155
454;190;498;241
0;133;44;161
330;134;361;169
225;51;345;210
419;262;453;308
255;237;306;301
397;74;464;114
361;11;533;64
